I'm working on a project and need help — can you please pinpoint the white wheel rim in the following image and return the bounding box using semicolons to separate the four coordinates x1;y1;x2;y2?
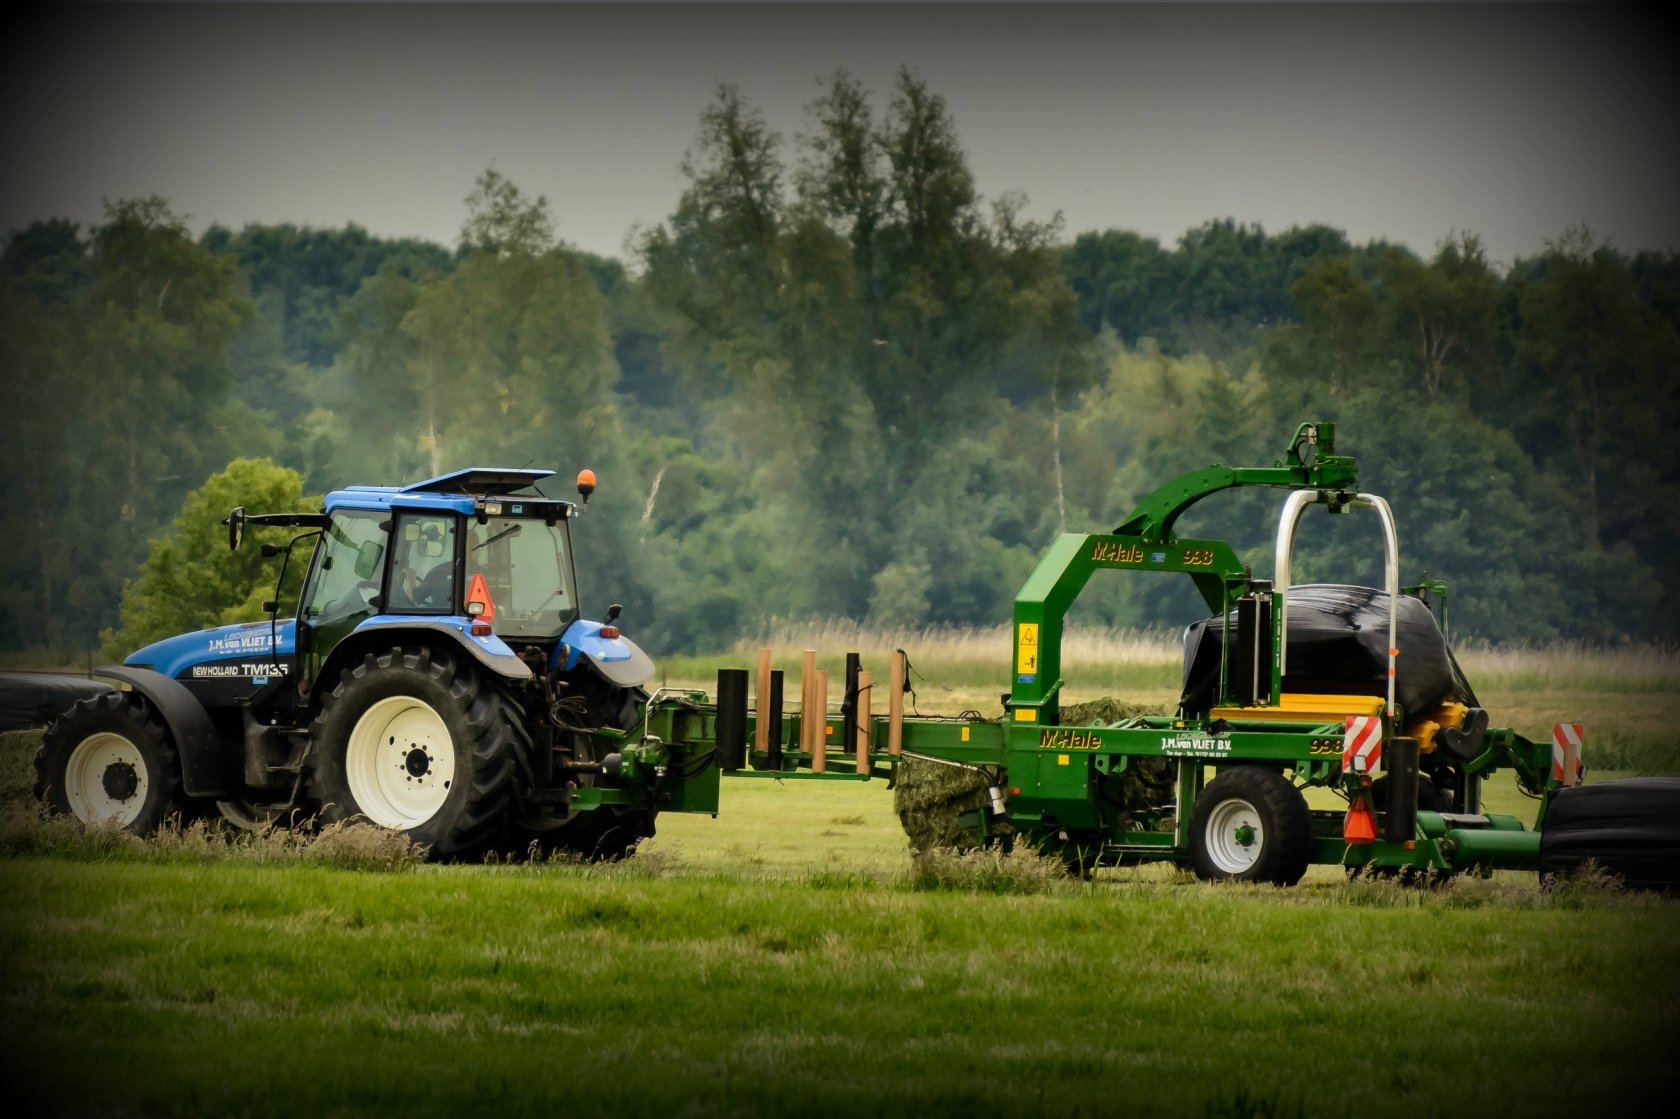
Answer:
64;732;150;827
345;696;456;829
1205;796;1264;874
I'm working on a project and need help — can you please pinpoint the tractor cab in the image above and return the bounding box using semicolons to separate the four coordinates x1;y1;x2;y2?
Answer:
167;467;652;721
291;468;648;697
287;471;577;693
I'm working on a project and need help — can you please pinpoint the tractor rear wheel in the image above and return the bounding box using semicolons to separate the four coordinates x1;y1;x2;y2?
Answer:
310;645;521;859
1189;766;1312;885
36;691;185;835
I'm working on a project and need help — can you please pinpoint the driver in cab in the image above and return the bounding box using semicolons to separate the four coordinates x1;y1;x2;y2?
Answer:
392;518;455;611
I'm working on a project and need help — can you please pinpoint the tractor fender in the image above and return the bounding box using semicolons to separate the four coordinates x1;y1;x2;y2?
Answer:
93;665;235;798
554;619;655;688
323;620;533;690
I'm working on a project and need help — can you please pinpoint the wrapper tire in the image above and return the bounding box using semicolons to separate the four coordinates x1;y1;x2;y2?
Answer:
1190;766;1312;885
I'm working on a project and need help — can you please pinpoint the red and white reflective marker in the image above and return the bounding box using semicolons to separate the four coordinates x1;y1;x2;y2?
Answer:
1552;723;1584;787
1343;715;1383;777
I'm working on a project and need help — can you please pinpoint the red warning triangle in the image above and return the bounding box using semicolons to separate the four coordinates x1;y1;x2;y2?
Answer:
1343;794;1377;844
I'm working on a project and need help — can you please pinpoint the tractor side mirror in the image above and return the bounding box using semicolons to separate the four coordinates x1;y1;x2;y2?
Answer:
605;602;622;624
225;507;245;552
353;539;384;580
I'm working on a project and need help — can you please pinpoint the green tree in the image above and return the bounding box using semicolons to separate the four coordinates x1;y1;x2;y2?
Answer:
0;200;263;649
1264;255;1380;395
994;196;1092;532
201;221;451;367
100;458;319;660
1060;229;1177;346
1380;233;1498;397
1511;228;1680;555
81;198;254;532
0;238;86;648
460;168;557;257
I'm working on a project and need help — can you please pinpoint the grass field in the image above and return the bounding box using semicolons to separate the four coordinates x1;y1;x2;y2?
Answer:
3;633;1678;1117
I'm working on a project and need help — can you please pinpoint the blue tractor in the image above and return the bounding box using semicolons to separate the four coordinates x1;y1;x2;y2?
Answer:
36;467;720;859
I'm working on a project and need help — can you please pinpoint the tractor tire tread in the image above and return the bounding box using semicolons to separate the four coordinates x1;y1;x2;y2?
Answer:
310;642;522;860
35;690;187;835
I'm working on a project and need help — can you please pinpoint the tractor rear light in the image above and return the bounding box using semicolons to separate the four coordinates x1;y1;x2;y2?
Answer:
600;626;619;639
470;621;493;636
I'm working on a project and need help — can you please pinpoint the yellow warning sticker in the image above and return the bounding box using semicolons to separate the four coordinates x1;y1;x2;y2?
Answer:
961;726;970;742
1014;707;1037;722
1017;623;1039;675
1057;754;1070;766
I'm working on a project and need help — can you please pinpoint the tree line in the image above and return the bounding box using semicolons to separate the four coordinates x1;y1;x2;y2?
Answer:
3;68;1677;657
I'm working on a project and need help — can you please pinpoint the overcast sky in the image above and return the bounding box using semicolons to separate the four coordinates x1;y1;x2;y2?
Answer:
4;3;1675;268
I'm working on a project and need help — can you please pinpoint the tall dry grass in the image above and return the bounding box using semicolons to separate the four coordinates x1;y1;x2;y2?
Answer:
0;802;427;872
655;620;1183;707
1454;638;1680;693
699;622;1680;697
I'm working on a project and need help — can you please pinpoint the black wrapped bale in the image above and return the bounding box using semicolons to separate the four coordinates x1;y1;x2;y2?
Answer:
0;672;114;731
1179;584;1477;717
1540;777;1680;893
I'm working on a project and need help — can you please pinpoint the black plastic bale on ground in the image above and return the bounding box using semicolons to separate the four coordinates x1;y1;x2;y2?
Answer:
1539;776;1680;893
0;672;112;732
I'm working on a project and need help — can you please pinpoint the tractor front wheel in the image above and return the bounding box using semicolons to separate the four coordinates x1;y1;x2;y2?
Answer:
36;692;185;835
1189;766;1312;885
310;645;522;859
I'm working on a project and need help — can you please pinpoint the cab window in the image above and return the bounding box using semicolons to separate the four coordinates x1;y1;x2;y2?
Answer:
302;510;387;622
466;517;575;637
390;512;458;613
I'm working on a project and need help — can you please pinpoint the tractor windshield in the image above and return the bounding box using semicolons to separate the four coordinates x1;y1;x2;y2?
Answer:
465;516;578;638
